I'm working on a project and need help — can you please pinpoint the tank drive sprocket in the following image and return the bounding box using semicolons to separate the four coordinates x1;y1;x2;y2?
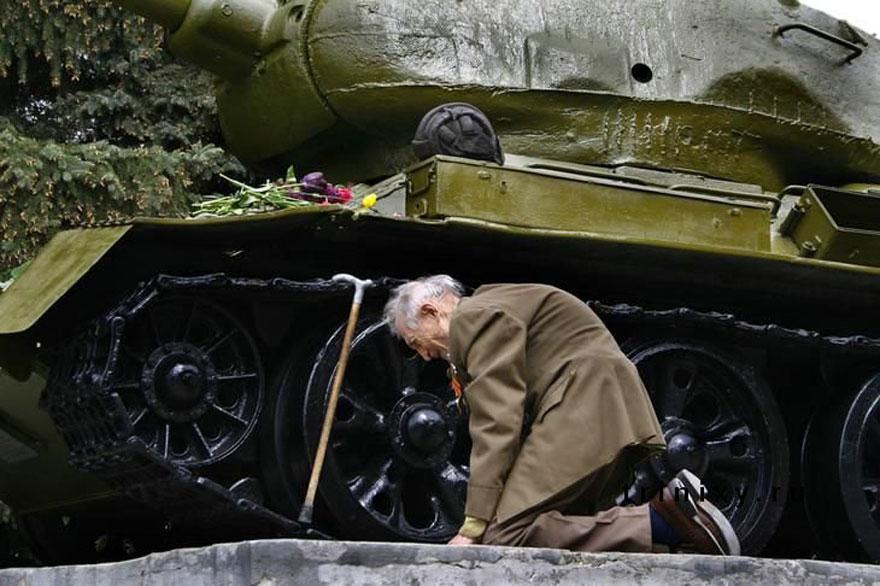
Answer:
41;278;297;542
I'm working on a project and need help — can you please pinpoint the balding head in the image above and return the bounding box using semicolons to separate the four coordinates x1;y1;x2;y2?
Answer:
384;275;464;361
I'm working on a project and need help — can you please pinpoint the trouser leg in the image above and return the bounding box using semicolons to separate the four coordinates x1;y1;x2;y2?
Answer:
483;503;652;553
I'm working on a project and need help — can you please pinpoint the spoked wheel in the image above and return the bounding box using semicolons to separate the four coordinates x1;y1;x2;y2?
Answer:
109;295;264;467
624;339;789;554
803;372;880;561
303;317;470;541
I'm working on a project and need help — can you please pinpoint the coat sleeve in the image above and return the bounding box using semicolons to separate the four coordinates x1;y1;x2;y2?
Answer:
452;305;528;522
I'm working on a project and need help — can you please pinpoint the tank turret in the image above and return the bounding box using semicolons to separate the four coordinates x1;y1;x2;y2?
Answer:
118;0;880;190
118;0;338;168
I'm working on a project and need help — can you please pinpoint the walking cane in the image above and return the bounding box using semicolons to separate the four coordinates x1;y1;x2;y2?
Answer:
298;273;374;526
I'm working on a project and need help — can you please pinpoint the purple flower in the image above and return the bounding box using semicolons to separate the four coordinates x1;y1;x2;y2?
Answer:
302;172;329;194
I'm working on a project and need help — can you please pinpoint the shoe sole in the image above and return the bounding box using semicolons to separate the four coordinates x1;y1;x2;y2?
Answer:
663;478;726;555
675;469;742;556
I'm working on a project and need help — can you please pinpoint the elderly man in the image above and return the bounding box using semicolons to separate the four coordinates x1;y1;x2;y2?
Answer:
383;275;740;555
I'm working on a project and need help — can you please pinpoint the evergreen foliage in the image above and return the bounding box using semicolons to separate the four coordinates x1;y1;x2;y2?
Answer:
0;0;244;271
0;117;235;268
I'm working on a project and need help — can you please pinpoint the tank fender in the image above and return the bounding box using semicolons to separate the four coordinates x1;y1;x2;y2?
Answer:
0;226;131;336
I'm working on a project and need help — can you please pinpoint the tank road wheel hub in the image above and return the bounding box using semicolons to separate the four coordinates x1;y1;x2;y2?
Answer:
663;427;709;475
302;318;470;542
389;392;457;468
109;296;264;467
142;343;217;423
625;339;789;555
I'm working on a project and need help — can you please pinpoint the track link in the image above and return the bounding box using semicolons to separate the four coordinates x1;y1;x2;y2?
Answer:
39;273;880;543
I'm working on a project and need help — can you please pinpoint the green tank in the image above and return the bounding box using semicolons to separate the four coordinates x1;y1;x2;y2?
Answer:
2;0;880;564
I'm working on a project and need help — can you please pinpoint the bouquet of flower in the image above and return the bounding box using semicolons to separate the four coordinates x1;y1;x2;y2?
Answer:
191;168;377;218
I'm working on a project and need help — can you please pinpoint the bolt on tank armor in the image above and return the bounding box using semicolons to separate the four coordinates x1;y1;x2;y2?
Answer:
2;0;880;565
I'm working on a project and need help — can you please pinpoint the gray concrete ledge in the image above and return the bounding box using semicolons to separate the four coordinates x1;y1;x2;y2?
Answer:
2;539;880;585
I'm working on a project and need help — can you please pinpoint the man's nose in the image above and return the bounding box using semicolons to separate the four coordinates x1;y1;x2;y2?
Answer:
418;348;432;361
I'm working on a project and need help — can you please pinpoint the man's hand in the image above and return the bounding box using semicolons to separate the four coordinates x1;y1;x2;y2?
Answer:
448;533;478;545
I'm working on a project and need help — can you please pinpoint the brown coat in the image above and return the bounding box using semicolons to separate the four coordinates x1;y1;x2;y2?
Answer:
448;284;665;524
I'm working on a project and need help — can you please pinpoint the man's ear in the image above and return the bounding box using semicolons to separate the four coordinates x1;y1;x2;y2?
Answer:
420;302;439;318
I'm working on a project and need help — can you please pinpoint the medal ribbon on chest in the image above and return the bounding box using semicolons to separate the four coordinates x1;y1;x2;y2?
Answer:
448;364;465;410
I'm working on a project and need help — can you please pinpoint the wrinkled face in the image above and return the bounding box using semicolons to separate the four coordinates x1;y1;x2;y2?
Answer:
395;297;455;361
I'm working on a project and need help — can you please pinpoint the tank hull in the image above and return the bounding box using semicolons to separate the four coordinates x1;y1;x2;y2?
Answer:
191;0;880;189
3;155;880;561
7;0;880;565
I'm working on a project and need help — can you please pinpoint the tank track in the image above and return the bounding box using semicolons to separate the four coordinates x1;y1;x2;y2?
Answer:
586;301;880;356
39;274;404;541
39;273;880;542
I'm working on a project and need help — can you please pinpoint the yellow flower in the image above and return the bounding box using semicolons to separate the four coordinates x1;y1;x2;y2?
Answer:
362;193;378;209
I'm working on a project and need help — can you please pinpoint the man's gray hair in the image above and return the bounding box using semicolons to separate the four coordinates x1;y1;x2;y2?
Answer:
384;275;464;336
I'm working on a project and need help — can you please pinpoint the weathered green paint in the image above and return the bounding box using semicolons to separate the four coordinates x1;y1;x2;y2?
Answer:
0;227;130;335
1;0;877;547
133;200;344;228
5;158;880;354
0;370;110;513
394;157;880;277
216;46;337;164
114;0;880;190
782;186;880;266
407;156;774;253
3;156;880;516
167;0;280;80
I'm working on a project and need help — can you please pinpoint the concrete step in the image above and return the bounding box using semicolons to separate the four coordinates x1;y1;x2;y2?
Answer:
2;539;879;585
